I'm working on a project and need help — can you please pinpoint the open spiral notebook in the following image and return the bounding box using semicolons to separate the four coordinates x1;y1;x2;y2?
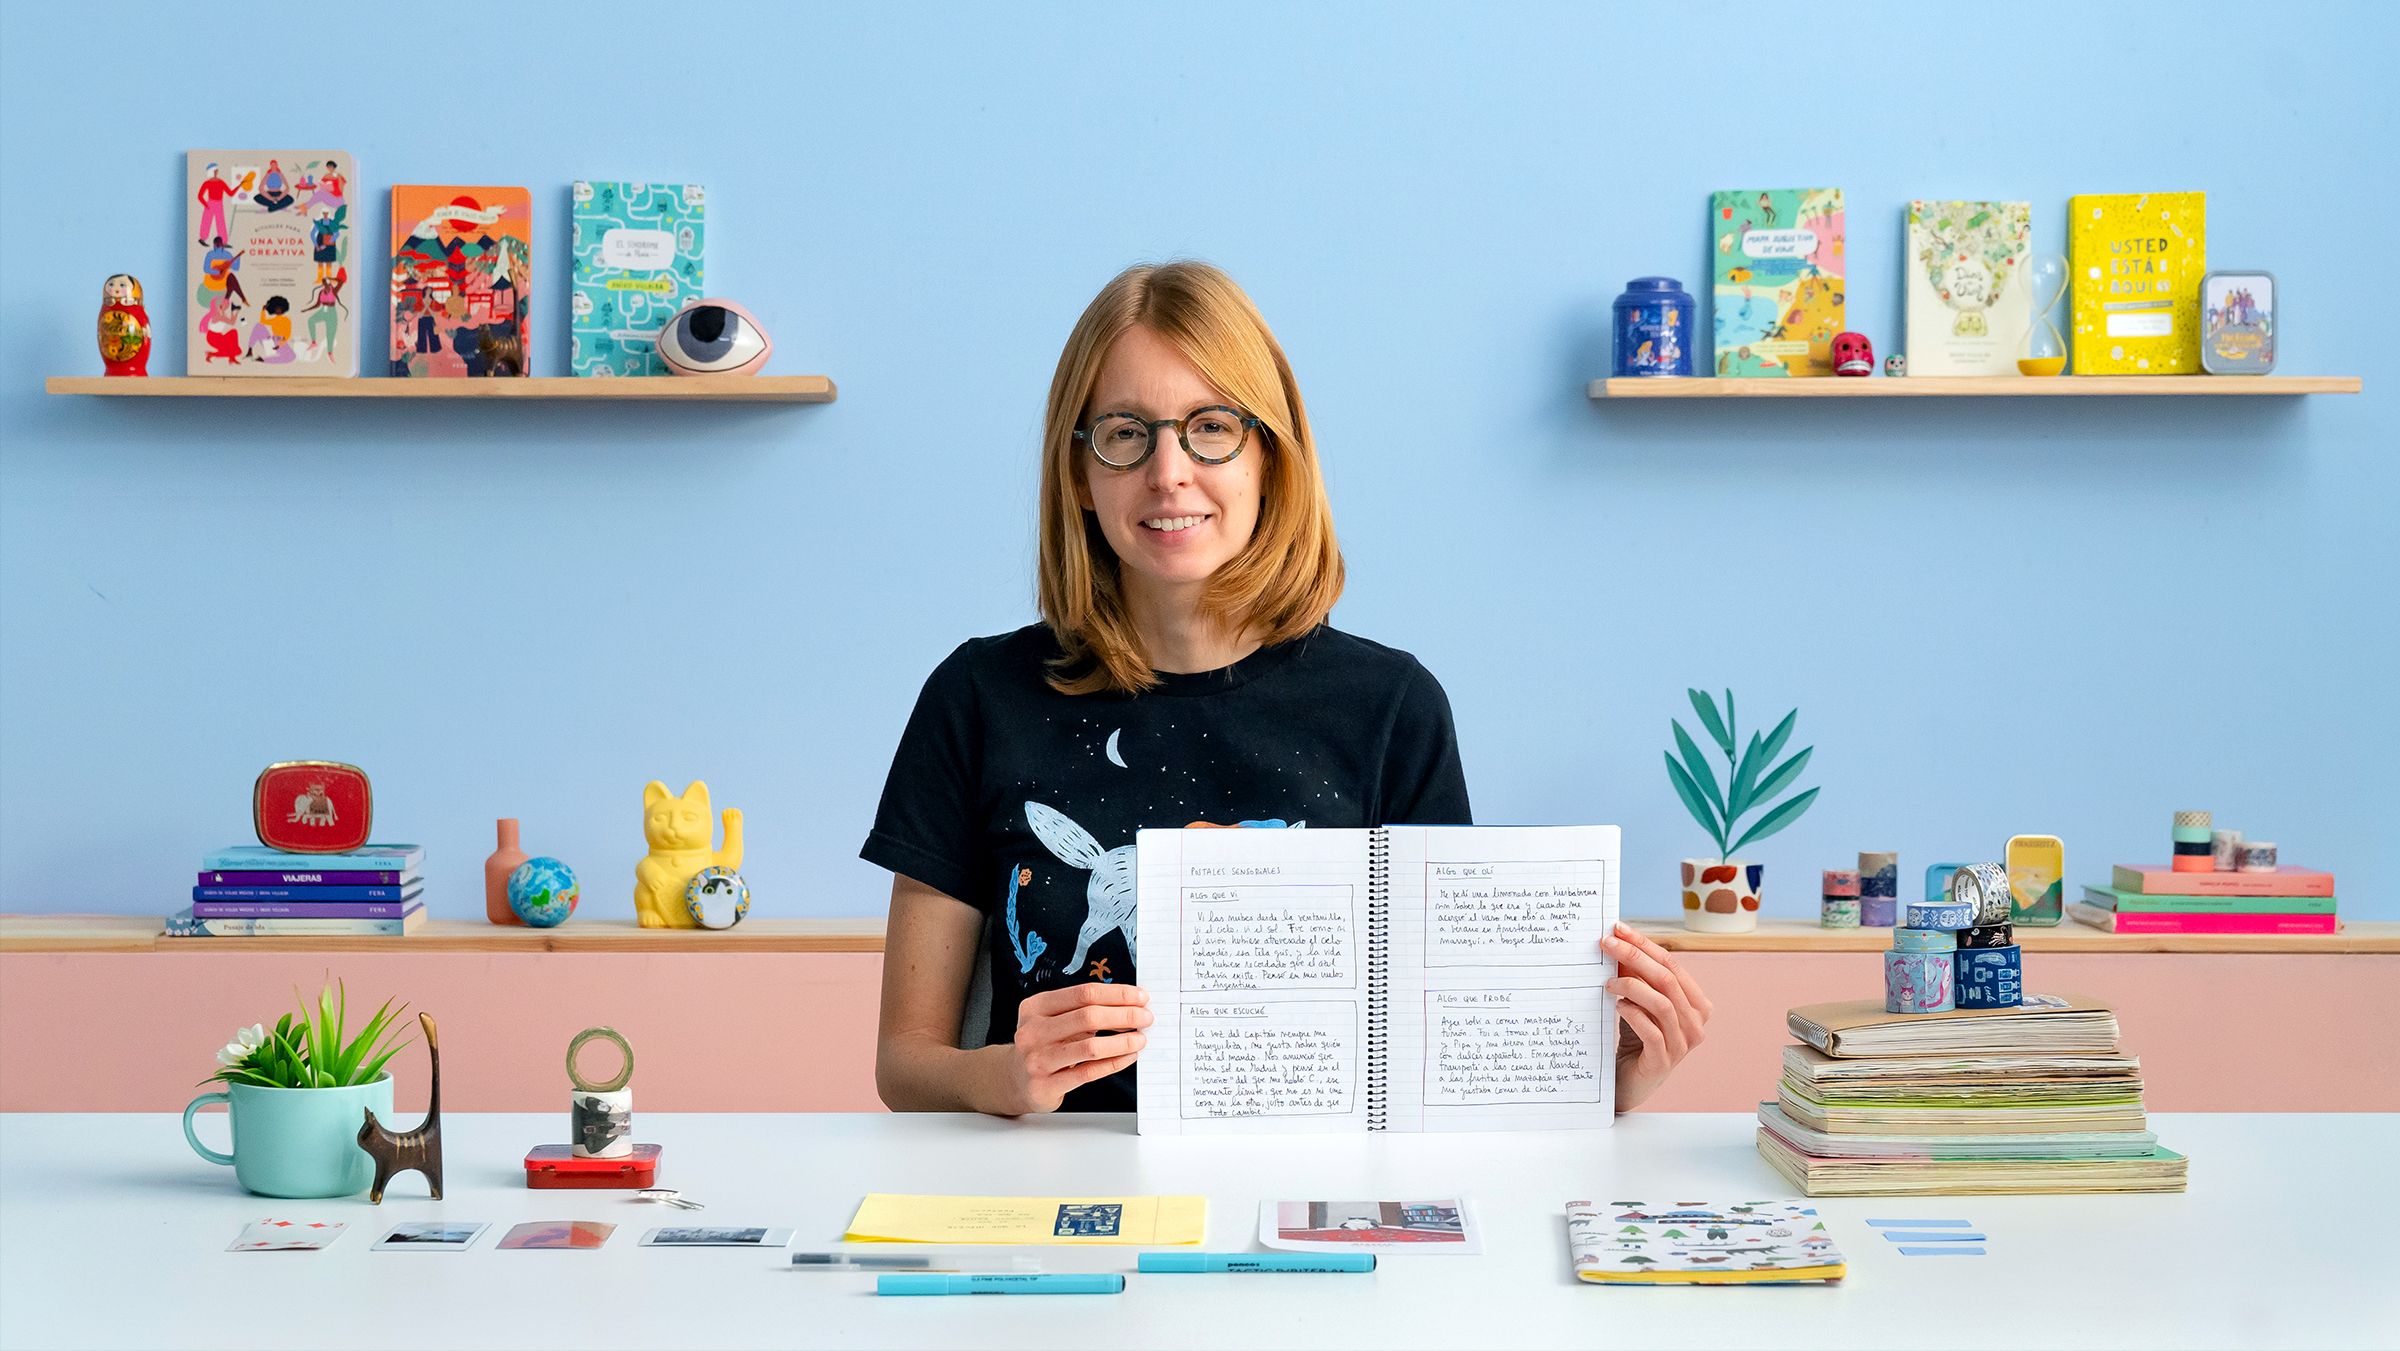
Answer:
1134;824;1620;1135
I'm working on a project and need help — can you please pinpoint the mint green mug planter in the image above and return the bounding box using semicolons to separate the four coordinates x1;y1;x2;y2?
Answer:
1665;688;1820;934
184;1076;394;1198
184;981;416;1198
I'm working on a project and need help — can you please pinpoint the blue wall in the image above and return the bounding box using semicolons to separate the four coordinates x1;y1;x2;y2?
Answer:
3;1;2392;921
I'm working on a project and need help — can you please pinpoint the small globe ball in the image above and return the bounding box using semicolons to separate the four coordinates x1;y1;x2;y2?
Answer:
684;866;749;930
508;856;580;928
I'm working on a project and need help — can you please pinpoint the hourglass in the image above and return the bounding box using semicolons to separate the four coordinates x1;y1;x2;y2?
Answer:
2018;254;2068;376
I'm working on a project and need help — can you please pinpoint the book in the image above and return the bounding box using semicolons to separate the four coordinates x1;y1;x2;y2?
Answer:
2081;884;2334;916
1710;188;1844;376
1567;1200;1843;1285
1780;1046;2143;1105
200;844;425;872
571;181;705;376
193;883;422;903
1788;994;2119;1059
2069;192;2206;374
390;185;532;377
1757;1128;2188;1196
2110;864;2332;897
1903;200;2032;376
1133;824;1620;1134
192;894;424;920
186;150;358;376
165;905;424;937
1774;1085;2146;1136
1756;1103;2157;1159
200;869;415;886
2068;902;2336;935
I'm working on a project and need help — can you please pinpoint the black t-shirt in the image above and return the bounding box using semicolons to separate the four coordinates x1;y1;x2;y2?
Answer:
862;622;1472;1111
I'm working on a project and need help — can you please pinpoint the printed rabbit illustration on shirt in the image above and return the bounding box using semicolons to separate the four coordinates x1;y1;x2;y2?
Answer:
1024;800;1302;978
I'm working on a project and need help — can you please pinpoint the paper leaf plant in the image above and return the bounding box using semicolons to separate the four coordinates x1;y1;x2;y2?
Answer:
1664;688;1819;861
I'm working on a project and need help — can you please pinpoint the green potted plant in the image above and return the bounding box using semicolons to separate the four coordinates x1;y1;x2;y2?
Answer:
1665;688;1819;933
181;980;414;1198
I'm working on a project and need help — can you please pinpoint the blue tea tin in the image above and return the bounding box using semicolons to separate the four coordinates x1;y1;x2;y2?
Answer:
1613;277;1695;377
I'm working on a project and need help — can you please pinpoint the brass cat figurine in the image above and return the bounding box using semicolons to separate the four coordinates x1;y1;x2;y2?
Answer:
634;780;743;928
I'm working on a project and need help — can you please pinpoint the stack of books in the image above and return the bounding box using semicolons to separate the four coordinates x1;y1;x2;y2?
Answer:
1756;995;2188;1196
169;843;427;938
2073;864;2337;935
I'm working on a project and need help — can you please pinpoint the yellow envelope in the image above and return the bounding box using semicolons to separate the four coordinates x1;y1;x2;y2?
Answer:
844;1194;1208;1246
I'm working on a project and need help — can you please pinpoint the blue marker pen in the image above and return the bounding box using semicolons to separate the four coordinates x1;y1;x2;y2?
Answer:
877;1273;1124;1296
1140;1252;1376;1274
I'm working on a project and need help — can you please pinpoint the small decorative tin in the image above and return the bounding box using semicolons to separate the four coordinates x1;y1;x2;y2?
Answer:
1612;277;1696;376
524;1143;660;1189
2200;271;2275;374
252;760;373;854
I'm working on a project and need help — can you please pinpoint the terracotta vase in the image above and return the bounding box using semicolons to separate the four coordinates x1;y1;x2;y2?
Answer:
1681;858;1763;933
484;818;528;925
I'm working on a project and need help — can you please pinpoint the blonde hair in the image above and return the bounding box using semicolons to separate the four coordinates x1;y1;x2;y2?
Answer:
1037;262;1344;696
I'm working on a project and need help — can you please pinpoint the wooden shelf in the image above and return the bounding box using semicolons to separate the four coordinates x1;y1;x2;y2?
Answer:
1589;374;2361;399
44;375;836;402
5;913;2390;955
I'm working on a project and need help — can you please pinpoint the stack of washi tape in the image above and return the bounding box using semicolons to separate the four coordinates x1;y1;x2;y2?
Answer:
1820;869;1861;927
1856;851;1899;927
1883;862;2021;1015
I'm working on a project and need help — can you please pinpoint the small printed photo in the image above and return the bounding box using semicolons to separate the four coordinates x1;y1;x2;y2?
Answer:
1260;1199;1481;1253
373;1221;489;1251
640;1226;794;1248
497;1221;615;1251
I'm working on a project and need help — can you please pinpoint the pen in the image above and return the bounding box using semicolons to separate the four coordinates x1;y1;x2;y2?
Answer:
1140;1252;1376;1274
792;1252;1043;1272
878;1273;1124;1296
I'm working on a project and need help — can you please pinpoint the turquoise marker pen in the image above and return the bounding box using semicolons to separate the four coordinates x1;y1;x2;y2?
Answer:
1140;1252;1376;1273
877;1273;1124;1296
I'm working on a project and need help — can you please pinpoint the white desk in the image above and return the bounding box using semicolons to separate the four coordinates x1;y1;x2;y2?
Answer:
0;1112;2387;1350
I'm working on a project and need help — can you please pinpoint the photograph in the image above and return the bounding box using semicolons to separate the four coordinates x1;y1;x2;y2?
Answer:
495;1221;614;1251
640;1227;793;1248
372;1222;487;1251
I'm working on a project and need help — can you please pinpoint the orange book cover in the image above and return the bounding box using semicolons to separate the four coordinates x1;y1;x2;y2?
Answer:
389;185;532;377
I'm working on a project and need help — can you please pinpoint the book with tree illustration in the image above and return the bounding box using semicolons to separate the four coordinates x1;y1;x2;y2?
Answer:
1567;1200;1844;1284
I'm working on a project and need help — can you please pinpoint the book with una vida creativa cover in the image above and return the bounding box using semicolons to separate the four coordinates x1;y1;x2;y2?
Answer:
186;150;358;376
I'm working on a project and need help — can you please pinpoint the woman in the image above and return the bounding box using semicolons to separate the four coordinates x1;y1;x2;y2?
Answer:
865;262;1710;1117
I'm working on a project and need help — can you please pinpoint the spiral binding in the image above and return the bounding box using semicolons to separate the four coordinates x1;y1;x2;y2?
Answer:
1365;829;1390;1130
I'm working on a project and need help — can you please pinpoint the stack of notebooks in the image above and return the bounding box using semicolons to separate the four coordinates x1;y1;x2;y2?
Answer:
169;843;426;938
2073;864;2337;935
1756;995;2188;1196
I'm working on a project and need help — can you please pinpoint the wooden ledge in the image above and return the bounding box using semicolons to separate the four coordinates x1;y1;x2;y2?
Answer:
3;914;2391;956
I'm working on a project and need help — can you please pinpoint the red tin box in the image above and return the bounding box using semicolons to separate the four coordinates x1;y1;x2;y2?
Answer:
524;1143;661;1189
253;761;373;854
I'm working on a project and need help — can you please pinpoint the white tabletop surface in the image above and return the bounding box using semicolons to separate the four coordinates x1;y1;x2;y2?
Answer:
0;1111;2389;1351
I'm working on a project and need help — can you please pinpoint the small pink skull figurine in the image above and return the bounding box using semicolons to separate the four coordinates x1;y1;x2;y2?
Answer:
1832;331;1875;377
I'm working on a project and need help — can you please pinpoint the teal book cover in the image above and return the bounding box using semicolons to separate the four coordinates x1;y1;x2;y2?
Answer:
570;182;705;376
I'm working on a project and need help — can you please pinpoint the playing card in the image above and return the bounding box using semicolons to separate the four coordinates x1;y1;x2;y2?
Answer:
372;1221;490;1251
227;1218;348;1251
496;1220;615;1250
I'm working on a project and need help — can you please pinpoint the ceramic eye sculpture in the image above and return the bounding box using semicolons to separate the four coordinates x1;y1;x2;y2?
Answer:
1831;331;1874;377
656;299;772;376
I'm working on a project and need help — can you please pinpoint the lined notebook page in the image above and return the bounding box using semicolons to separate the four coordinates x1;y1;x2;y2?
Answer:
1379;824;1620;1133
1134;827;1376;1136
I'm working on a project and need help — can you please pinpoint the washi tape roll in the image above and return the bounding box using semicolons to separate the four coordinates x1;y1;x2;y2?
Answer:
1893;925;1956;952
2173;809;2213;829
1955;945;2023;1009
2171;853;2215;873
2211;829;2243;871
1822;869;1861;897
1860;897;1898;927
2237;840;2278;873
1924;862;1965;903
1820;897;1861;928
567;1026;635;1094
571;1088;633;1159
1858;852;1899;898
1959;921;2015;949
1883;949;1954;1015
1947;862;2013;926
2171;825;2212;845
1903;899;1975;930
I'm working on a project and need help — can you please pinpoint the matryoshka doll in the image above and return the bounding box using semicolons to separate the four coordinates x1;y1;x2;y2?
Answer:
98;274;151;376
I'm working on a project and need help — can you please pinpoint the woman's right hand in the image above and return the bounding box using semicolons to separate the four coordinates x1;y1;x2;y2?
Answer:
993;983;1153;1115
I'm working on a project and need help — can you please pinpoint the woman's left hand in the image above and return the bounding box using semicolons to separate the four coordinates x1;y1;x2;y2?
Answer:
1601;922;1714;1113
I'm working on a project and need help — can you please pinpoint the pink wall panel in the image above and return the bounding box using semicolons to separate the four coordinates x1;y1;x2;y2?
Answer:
4;951;2393;1114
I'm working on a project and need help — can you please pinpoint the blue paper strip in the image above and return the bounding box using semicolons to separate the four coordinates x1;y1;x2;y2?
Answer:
1880;1232;1987;1243
1898;1246;1986;1256
1866;1219;1972;1227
